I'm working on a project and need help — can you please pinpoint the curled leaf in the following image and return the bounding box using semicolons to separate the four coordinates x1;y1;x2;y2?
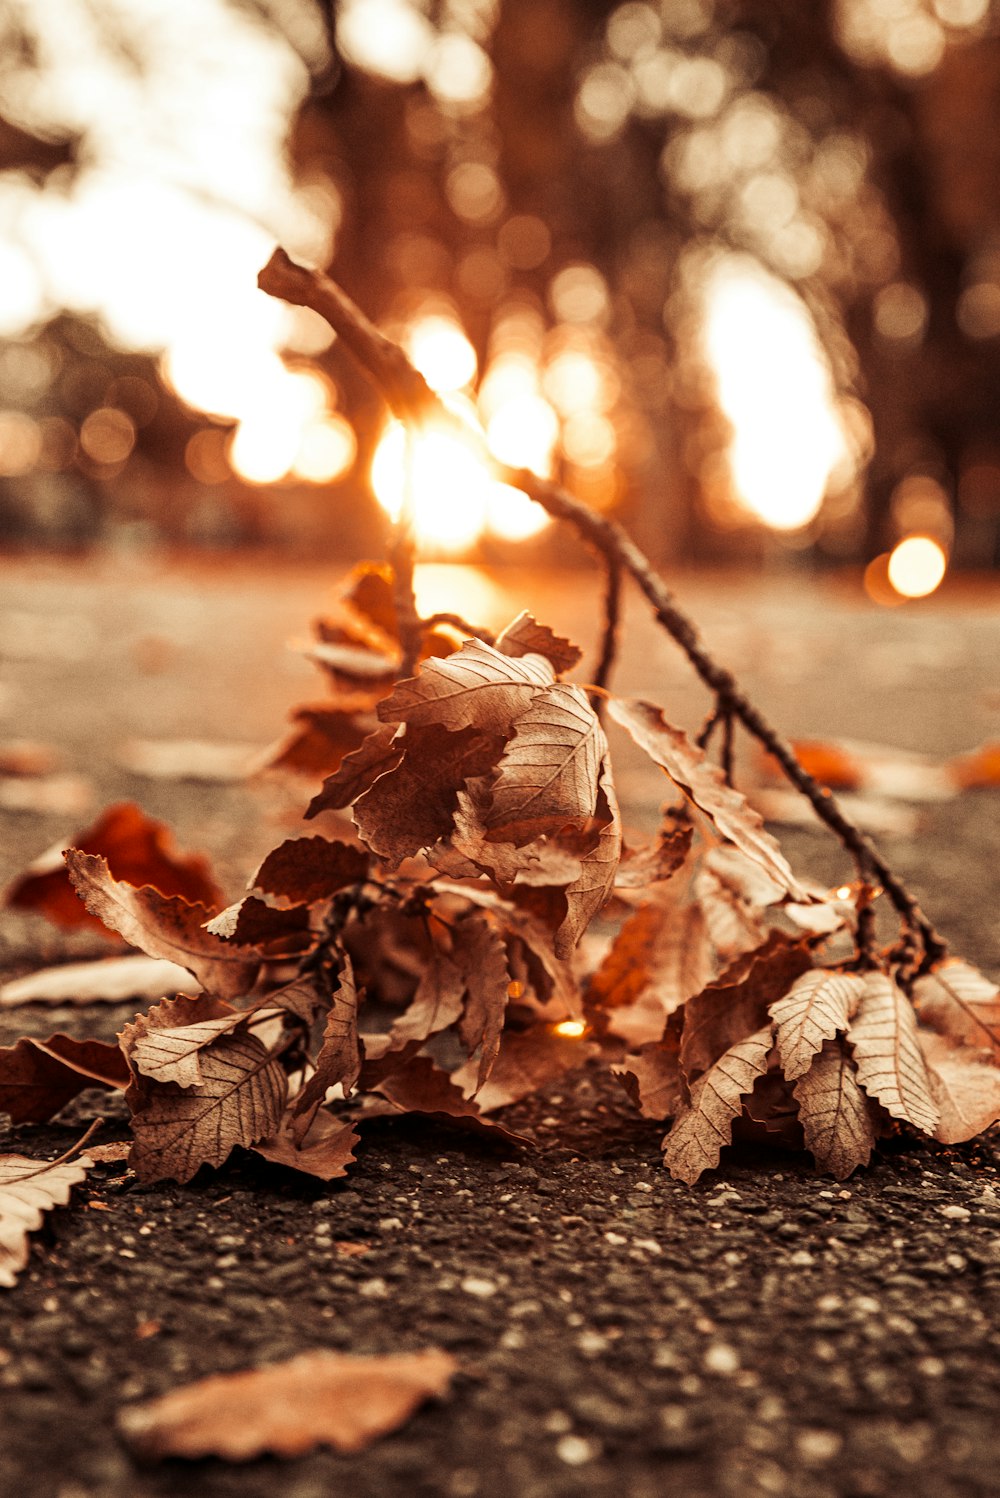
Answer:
793;1038;877;1179
848;971;938;1135
770;968;865;1081
919;1031;1000;1144
0;1151;91;1288
253;1111;360;1181
912;959;1000;1059
377;638;553;735
495;612;582;674
0;1034;130;1123
661;1025;773;1184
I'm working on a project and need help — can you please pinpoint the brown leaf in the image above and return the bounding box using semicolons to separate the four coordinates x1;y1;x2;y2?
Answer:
848;972;938;1135
306;724;404;818
484;683;605;844
949;741;1000;790
452;1026;598;1112
495;612;582;674
614;823;694;890
442;793;586;889
792;1038;877;1178
354;725;504;866
454;916;512;1089
0;773;92;817
0;1151;91;1288
0;739;60;776
702;844;787;911
294;957;363;1122
919;1031;1000;1144
554;761;622;958
65;853;258;1001
250;837;370;907
117;739;259;783
681;933;814;1084
306;639;400;687
0;1034;130;1123
608;698;804;898
661;1026;773;1184
912;959;1000;1058
127;1033;287;1183
388;946;466;1047
338;561;400;646
252;1110;360;1181
4;802;222;933
590;894;715;1046
695;868;768;964
0;955;194;1008
204;896;312;947
372;1054;526;1142
433;883;581;1020
614;1022;685;1121
264;699;378;778
124;994;289;1091
118;1347;457;1459
770;968;866;1080
377;637;553;735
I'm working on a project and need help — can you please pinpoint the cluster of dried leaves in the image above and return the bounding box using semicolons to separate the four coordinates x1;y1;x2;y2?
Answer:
2;563;1000;1305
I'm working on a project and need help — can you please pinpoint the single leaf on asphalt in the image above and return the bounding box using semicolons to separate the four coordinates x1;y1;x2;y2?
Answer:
118;1348;457;1459
0;1034;130;1123
484;684;605;844
127;1033;287;1183
681;933;813;1084
377;637;553;735
848;971;938;1135
661;1025;773;1184
65;853;258;1001
306;724;404;818
912;959;1000;1058
495;612;582;674
253;1110;360;1181
607;698;804;898
353;725;504;865
770;968;865;1080
294;957;363;1122
452;1026;598;1112
919;1031;1000;1144
0;1151;91;1288
250;836;370;906
793;1038;877;1178
3;801;222;933
0;955;194;1008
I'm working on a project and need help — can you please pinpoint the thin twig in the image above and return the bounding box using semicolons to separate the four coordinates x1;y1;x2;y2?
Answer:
258;248;947;966
592;554;622;696
423;612;496;645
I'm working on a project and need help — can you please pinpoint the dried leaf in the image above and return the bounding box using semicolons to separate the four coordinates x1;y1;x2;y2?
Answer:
0;1151;91;1288
614;1024;685;1121
912;959;1000;1058
127;1033;287;1183
65;853;258;1000
608;698;804;898
0;955;194;1008
204;896;311;947
848;972;938;1135
702;844;787;910
454;916;512;1089
614;823;693;889
442;793;587;889
770;968;865;1080
118;1348;457;1459
253;1111;360;1181
919;1031;1000;1144
389;946;466;1047
661;1026;773;1184
378;638;553;735
681;933;813;1084
373;1054;526;1142
250;837;370;907
0;739;60;776
949;741;1000;790
695;868;768;964
484;683;605;844
555;761;622;957
126;995;273;1090
117;739;259;783
4;803;222;933
0;1034;130;1123
306;724;404;818
495;612;582;674
354;725;504;865
453;1026;598;1112
591;895;715;1046
0;773;93;817
792;1038;877;1178
306;639;399;685
264;699;378;778
294;957;363;1120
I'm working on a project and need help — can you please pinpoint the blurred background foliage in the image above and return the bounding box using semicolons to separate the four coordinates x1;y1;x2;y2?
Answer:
1;0;999;599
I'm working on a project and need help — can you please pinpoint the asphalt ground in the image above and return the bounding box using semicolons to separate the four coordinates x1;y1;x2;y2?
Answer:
2;551;1000;1498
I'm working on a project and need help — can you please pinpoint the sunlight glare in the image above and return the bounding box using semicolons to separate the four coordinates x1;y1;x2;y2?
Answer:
406;314;478;394
486;395;559;475
887;536;947;599
701;256;850;530
554;1020;587;1038
487;483;548;541
371;418;490;551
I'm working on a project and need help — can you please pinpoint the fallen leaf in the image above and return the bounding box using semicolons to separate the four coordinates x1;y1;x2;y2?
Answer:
681;933;813;1084
590;895;715;1046
5;803;222;933
0;740;60;776
85;1142;132;1164
792;1038;878;1178
495;612;582;674
372;1054;526;1142
294;957;363;1121
848;971;938;1135
614;1024;685;1122
484;683;605;844
661;1026;773;1184
453;1026;598;1112
125;994;251;1090
0;955;195;1008
454;916;512;1089
127;1033;287;1183
264;700;378;778
769;969;866;1081
919;1031;1000;1143
306;724;404;818
760;739;953;802
249;837;370;907
949;741;1000;790
912;959;1000;1058
204;896;311;946
613;823;693;889
0;1151;91;1288
118;1348;457;1459
0;1034;130;1122
554;762;621;957
695;868;767;964
66;852;258;1000
117;739;260;783
377;637;553;736
388;945;466;1047
608;697;804;898
0;773;93;817
253;1111;360;1181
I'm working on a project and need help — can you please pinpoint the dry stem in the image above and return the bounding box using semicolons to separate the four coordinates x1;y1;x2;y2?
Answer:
258;248;947;966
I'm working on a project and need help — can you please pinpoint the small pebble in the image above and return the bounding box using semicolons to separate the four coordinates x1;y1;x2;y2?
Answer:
461;1277;498;1299
556;1435;597;1466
